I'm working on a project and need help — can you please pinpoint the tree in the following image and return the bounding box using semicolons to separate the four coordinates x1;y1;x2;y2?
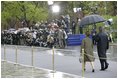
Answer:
1;1;117;30
1;1;48;30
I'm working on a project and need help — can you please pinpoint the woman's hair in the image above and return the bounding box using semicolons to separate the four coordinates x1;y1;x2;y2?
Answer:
85;31;90;37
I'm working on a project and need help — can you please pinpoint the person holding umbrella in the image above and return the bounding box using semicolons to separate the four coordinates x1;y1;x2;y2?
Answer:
80;31;95;72
95;26;109;71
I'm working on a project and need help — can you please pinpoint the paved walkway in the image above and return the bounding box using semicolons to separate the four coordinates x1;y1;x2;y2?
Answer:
1;61;80;78
1;45;117;78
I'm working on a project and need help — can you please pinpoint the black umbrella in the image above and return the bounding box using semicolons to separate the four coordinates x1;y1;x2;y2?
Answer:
79;14;105;27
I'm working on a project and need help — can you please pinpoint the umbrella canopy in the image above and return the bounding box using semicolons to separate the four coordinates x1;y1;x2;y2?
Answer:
7;28;16;33
8;28;16;31
79;14;105;27
17;27;30;32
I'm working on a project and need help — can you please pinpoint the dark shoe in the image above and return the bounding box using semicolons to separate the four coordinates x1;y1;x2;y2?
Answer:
104;63;109;69
100;68;105;71
92;69;95;72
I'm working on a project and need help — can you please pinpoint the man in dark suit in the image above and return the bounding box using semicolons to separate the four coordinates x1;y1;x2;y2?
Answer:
95;26;109;71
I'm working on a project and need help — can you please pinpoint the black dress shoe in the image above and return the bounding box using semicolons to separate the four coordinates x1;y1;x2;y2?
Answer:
100;68;105;71
92;69;95;72
104;63;109;69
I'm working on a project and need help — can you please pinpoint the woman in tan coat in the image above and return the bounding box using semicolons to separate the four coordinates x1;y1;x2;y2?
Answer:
80;31;95;72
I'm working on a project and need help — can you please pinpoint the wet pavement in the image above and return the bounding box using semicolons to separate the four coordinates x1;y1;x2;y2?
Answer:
1;61;80;78
1;44;117;78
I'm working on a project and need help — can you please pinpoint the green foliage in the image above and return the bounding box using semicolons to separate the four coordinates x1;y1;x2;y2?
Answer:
1;1;48;29
1;1;117;30
25;2;48;21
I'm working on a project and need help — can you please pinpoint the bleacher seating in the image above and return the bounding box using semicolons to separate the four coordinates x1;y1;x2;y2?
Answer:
67;34;86;46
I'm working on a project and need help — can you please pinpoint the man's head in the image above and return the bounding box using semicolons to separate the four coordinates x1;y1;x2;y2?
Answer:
99;26;104;32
